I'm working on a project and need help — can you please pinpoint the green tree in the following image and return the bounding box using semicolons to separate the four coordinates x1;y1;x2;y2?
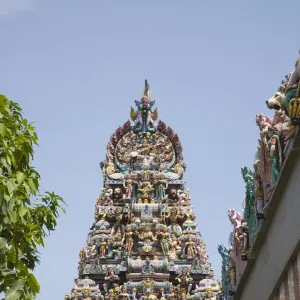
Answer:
0;95;66;299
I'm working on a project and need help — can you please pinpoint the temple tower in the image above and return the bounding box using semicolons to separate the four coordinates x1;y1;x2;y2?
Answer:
65;81;221;300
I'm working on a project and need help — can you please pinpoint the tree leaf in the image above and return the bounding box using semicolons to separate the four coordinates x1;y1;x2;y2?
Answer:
1;157;8;170
7;180;16;195
9;211;17;223
0;123;6;136
28;178;37;194
18;206;28;217
5;280;25;300
16;171;25;185
3;216;9;224
26;273;40;293
0;237;7;248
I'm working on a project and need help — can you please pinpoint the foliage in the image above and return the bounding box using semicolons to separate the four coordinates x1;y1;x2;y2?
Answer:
0;95;66;299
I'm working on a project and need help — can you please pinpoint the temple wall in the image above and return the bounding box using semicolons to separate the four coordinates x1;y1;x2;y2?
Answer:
236;131;300;300
272;250;300;300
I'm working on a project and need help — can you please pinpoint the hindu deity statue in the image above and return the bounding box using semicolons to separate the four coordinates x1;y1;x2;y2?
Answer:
235;223;249;261
218;245;230;299
123;225;134;254
156;174;168;200
157;225;171;256
105;267;120;283
184;235;197;259
95;197;102;215
111;207;124;236
241;167;258;244
253;160;265;220
267;129;282;185
85;240;97;261
227;211;244;286
164;205;184;236
138;223;157;254
170;233;182;259
123;177;137;199
99;237;107;258
138;181;155;204
175;267;193;293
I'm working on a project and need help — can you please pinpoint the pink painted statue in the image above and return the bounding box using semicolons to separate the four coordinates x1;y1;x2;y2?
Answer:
227;209;243;227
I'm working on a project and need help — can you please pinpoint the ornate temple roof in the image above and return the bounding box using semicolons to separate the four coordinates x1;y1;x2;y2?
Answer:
65;80;220;300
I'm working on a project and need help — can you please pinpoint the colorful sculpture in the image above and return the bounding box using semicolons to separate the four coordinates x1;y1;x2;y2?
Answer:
65;81;214;300
217;245;230;300
219;54;300;294
241;167;257;246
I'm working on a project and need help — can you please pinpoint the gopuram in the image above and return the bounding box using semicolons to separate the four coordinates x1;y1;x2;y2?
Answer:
64;81;222;300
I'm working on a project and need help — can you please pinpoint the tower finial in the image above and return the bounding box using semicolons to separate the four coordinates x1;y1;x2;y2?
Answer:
142;79;151;100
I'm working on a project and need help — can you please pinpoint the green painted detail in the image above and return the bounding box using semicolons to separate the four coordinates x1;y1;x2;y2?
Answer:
241;167;258;243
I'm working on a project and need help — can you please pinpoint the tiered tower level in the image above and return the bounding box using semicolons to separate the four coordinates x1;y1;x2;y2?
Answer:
65;81;222;300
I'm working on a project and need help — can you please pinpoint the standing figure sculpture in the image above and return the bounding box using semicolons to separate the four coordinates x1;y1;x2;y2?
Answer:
184;235;197;259
241;167;257;245
218;245;230;299
123;225;134;254
268;132;282;185
157;176;168;200
99;236;107;258
111;207;124;236
123;178;135;199
253;159;265;220
157;225;171;256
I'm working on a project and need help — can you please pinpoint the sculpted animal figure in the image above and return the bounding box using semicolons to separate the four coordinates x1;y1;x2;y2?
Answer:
266;89;287;115
266;56;300;115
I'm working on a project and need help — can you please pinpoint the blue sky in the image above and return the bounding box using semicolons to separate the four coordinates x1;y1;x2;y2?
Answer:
0;0;299;299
